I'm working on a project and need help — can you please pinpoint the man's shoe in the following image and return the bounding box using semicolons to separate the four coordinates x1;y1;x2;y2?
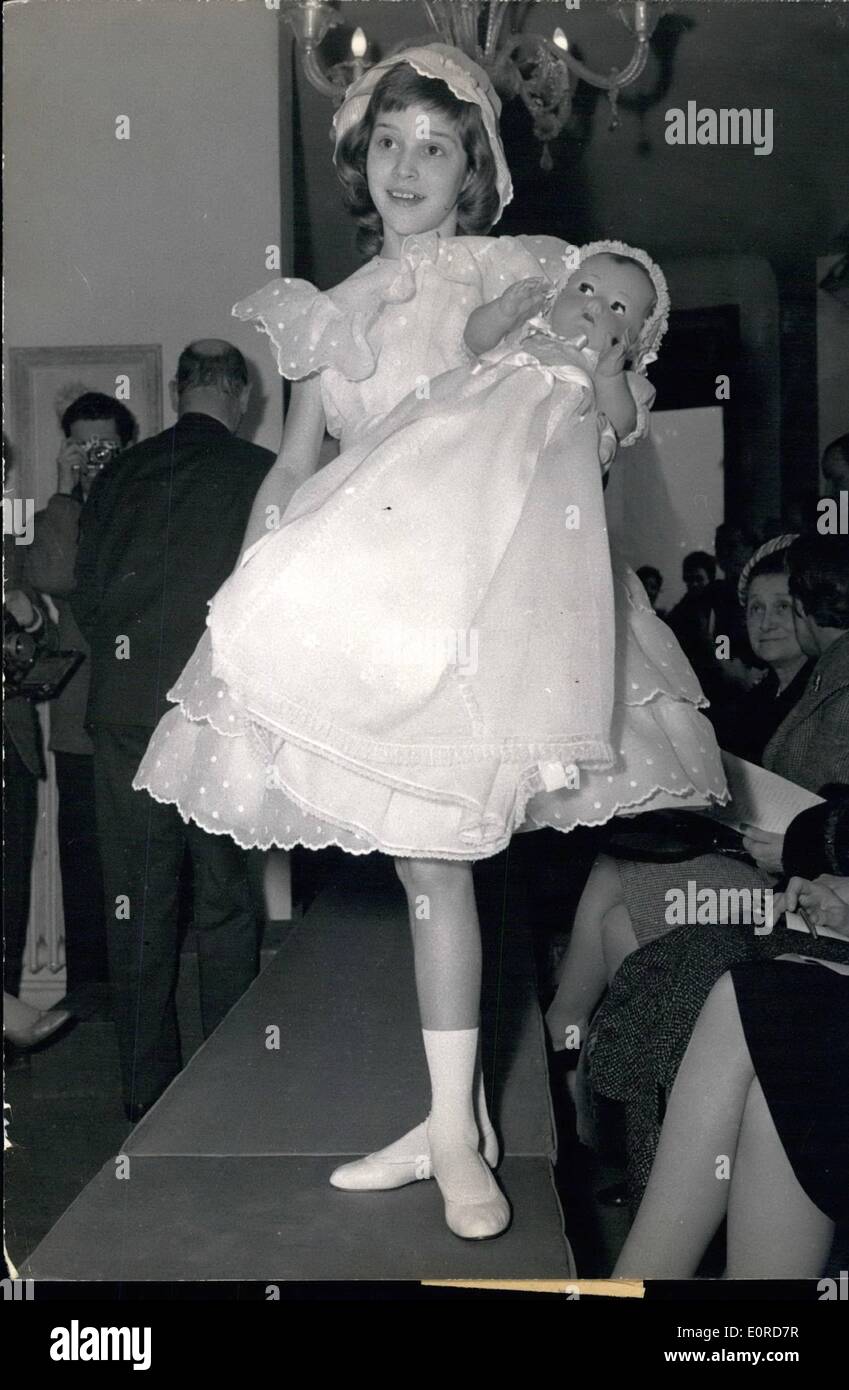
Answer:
4;1002;74;1050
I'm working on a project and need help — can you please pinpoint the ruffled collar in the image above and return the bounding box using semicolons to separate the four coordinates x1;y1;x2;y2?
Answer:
374;232;484;304
374;230;442;267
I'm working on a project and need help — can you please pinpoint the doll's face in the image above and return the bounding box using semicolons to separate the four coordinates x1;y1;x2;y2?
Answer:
549;254;655;356
366;103;469;257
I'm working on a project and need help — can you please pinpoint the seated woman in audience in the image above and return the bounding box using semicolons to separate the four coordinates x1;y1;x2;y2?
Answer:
613;873;849;1279
546;532;849;1201
591;782;849;1208
545;532;818;1055
711;534;815;762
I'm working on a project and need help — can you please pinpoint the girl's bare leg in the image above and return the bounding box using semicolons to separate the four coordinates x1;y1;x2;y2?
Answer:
330;859;501;1228
402;859;509;1237
545;855;624;1053
613;974;755;1278
725;1078;835;1279
399;859;481;1029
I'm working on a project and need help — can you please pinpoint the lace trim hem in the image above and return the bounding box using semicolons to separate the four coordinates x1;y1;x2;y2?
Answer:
187;664;617;771
134;769;728;863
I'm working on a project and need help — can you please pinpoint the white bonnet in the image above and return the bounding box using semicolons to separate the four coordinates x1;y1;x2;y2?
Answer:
332;43;513;224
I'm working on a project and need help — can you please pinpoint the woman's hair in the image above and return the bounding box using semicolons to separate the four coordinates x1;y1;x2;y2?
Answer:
743;547;791;603
788;533;849;630
335;63;500;260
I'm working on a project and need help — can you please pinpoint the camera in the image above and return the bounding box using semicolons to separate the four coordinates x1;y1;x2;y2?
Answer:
3;608;84;699
3;609;38;684
77;438;122;474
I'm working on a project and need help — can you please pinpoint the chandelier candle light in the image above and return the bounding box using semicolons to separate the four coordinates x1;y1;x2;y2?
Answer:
278;1;658;168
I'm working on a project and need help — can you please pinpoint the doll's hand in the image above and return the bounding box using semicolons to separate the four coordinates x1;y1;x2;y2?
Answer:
496;278;549;333
595;331;633;379
740;825;784;875
777;874;849;938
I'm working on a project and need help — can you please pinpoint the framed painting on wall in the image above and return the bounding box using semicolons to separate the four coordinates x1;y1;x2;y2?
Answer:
8;343;162;507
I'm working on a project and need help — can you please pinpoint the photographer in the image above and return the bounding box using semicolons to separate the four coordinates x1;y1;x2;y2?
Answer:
26;392;137;1013
3;573;59;996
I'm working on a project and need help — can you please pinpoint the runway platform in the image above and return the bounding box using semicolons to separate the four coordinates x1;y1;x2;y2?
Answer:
23;858;573;1282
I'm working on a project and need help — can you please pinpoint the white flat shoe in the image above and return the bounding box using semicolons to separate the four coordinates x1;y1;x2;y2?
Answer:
437;1149;511;1240
330;1151;432;1191
426;1120;511;1240
329;1118;499;1192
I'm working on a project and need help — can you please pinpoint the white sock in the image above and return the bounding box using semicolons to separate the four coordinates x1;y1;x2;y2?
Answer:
423;1027;510;1239
423;1027;481;1148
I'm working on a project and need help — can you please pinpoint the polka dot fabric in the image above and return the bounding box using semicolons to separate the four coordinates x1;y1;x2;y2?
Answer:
135;234;728;859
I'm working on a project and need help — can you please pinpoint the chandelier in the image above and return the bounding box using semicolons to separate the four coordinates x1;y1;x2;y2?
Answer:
278;1;659;168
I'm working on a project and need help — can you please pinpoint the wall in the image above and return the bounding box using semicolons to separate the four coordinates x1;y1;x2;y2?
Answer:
606;407;725;609
4;0;289;456
663;254;781;526
3;0;294;1004
513;0;848;261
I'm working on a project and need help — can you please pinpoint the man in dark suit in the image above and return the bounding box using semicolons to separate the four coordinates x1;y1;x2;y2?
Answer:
71;341;274;1120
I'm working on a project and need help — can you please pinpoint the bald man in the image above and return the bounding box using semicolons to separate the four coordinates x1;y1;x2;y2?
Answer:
72;341;274;1119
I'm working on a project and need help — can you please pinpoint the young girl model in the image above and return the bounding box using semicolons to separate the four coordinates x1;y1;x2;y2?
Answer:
134;45;725;1240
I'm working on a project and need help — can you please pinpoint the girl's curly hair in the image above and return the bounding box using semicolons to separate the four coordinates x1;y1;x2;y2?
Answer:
335;63;500;260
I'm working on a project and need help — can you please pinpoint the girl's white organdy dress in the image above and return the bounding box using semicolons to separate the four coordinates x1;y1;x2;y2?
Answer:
134;233;727;859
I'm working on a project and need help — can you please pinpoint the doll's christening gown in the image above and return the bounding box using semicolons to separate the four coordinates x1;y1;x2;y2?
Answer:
134;233;727;859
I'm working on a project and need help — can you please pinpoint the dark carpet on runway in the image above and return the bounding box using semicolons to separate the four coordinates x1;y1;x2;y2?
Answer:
19;853;578;1281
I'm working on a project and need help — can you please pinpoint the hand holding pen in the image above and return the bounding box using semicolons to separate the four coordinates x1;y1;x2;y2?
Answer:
773;875;849;941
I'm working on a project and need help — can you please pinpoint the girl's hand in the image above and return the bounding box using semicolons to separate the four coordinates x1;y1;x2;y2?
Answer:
740;825;784;875
776;874;849;938
496;277;549;332
596;332;633;379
